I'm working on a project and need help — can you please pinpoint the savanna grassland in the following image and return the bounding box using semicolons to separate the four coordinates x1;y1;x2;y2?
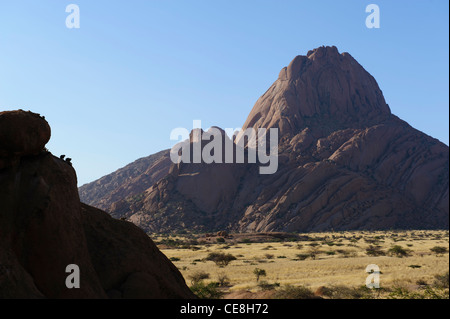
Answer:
155;230;449;299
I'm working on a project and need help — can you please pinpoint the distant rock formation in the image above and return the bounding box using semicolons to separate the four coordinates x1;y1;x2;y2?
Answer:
79;46;449;234
0;110;194;298
79;149;171;214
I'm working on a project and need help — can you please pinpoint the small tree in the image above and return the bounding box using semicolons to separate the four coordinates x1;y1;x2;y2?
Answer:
206;252;237;267
253;268;267;282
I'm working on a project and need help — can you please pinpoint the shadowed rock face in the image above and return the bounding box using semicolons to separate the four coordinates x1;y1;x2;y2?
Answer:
82;46;448;234
0;110;50;158
0;110;194;298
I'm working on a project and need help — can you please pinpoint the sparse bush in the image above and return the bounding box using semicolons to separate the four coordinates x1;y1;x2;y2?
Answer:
365;245;385;256
190;281;223;299
217;273;230;287
264;254;274;260
273;285;316;299
336;249;351;258
388;286;416;299
216;237;225;243
416;279;428;286
389;285;448;299
430;246;448;256
388;245;411;257
258;281;280;291
189;271;210;285
433;272;449;289
206;252;237;267
296;254;309;260
170;257;180;261
308;247;320;260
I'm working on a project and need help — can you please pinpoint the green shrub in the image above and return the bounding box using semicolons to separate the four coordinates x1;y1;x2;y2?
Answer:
389;286;448;299
430;246;448;255
388;245;411;257
189;271;210;285
296;254;309;260
273;285;316;299
365;245;385;256
433;272;449;289
257;281;280;291
190;282;223;299
217;273;230;287
206;252;237;267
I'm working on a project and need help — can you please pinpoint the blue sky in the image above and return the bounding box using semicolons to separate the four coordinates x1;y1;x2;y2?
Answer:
0;1;448;186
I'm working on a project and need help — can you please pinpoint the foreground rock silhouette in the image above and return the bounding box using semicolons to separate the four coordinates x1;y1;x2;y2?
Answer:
0;110;194;298
80;46;449;233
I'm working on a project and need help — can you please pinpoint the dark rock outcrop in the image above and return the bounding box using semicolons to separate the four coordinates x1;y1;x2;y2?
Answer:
0;110;194;298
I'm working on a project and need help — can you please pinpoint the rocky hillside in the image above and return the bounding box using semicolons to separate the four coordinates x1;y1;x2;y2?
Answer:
0;110;194;298
79;46;449;233
79;149;171;212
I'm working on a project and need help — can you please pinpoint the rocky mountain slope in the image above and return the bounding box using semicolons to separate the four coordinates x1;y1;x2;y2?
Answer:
79;46;449;234
0;110;194;298
79;149;171;211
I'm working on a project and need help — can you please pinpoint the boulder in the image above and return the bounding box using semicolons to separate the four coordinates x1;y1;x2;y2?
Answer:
0;110;50;158
0;111;195;298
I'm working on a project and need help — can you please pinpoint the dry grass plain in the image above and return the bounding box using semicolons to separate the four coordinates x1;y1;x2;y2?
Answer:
156;230;449;299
